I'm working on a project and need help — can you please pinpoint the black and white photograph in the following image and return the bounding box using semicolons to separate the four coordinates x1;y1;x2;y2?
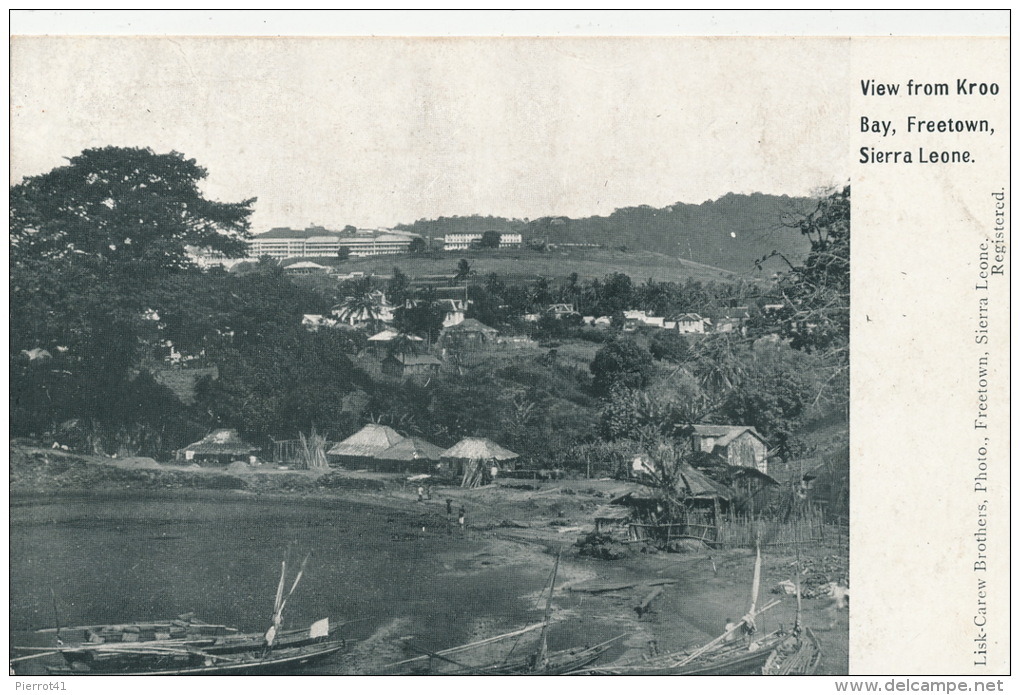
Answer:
8;12;1008;685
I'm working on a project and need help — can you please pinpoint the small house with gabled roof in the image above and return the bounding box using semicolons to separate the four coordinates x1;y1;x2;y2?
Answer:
381;353;442;379
684;425;769;474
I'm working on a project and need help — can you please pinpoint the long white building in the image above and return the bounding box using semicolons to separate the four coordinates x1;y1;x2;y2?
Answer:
249;227;420;260
443;232;523;251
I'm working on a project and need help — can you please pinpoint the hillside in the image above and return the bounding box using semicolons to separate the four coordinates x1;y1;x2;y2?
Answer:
395;192;818;275
295;247;753;284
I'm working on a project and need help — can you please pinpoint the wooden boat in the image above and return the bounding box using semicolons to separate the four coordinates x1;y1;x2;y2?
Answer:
762;548;822;675
23;554;346;676
571;540;787;676
388;551;624;675
471;552;625;675
29;613;238;645
470;634;627;675
762;627;822;675
48;640;346;675
572;628;786;675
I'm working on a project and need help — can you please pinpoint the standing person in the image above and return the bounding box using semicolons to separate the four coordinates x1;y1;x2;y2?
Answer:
426;484;432;500
417;485;424;503
458;506;466;530
446;498;453;516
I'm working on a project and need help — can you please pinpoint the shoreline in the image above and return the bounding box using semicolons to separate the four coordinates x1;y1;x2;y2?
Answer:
9;444;848;674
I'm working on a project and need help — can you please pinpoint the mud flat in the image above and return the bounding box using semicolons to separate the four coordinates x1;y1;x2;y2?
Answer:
9;445;847;675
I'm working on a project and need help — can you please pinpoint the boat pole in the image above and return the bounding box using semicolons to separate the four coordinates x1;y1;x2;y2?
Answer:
50;588;62;645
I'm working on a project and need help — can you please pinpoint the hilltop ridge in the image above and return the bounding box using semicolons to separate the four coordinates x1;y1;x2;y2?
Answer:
395;192;818;275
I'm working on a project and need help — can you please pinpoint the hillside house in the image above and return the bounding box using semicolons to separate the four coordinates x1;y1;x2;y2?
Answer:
381;353;442;379
367;329;423;353
438;299;467;327
546;303;579;318
684;425;769;473
302;314;337;331
438;318;499;351
672;313;709;334
331;291;396;326
622;310;665;330
714;308;750;335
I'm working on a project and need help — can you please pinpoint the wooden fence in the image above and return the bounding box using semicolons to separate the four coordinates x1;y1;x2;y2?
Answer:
627;503;829;549
715;504;826;548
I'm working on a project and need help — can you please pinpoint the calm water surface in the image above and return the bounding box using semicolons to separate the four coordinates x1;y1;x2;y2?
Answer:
10;489;548;670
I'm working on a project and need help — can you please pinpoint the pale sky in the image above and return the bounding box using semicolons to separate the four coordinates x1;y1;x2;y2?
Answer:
11;36;852;231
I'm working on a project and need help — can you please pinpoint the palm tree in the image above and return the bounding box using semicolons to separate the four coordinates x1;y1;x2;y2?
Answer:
334;293;381;330
454;258;474;285
386;332;421;359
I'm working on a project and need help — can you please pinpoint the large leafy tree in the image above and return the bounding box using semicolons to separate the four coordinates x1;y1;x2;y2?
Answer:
769;185;850;360
589;336;654;396
10;146;256;445
11;146;255;270
479;230;502;248
393;287;446;343
196;328;366;443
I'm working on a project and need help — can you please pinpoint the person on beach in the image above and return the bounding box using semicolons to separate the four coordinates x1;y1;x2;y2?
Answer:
417;485;424;502
458;506;466;529
446;498;453;516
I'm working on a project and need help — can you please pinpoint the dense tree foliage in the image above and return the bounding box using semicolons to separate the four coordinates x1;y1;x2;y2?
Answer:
479;230;502;248
589;337;654;396
11;147;254;270
11;148;845;475
768;185;850;360
195;328;367;442
10;148;256;450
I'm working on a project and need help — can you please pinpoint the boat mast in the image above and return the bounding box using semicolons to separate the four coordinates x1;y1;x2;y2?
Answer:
535;549;560;671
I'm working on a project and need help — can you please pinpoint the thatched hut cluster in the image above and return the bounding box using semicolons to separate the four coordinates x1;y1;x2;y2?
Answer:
323;425;519;483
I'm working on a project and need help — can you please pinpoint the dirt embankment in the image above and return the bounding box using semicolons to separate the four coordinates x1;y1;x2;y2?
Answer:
8;444;385;495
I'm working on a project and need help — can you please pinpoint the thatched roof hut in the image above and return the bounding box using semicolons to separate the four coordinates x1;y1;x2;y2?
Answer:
441;437;518;462
440;437;518;487
327;424;404;467
373;437;445;473
177;429;258;465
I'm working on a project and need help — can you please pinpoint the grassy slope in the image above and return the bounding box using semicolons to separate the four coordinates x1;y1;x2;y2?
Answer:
306;247;760;284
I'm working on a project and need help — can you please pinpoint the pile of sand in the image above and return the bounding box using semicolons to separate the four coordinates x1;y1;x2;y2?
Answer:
226;460;253;474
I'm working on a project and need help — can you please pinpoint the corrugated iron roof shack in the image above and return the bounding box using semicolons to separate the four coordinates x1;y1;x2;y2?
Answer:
326;424;404;468
440;437;518;487
177;429;259;465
